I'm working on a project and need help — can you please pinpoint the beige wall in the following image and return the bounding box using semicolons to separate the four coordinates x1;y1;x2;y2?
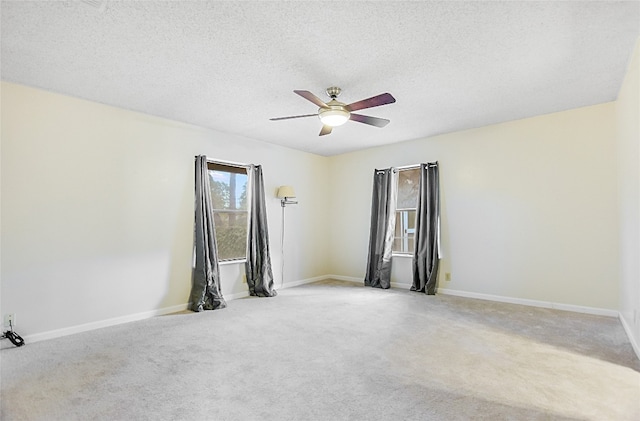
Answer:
328;102;620;310
616;38;640;351
0;82;330;337
1;60;634;340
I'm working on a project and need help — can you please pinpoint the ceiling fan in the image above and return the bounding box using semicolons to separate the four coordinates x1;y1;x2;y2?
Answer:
270;87;396;136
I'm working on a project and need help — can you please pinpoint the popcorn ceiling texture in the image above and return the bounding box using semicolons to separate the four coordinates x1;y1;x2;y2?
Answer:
1;1;638;156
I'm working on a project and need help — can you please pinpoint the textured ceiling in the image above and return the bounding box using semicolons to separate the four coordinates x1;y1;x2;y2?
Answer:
2;1;639;156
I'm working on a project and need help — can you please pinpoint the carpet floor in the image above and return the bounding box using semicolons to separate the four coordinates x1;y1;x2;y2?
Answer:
1;279;639;420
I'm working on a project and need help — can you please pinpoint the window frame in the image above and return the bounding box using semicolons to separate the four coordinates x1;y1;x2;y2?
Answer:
392;166;420;256
206;162;250;263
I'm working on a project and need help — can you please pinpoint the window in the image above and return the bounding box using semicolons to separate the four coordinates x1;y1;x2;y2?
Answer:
393;167;420;254
207;163;248;261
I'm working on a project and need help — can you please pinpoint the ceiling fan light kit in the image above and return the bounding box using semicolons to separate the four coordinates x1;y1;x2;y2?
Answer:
319;105;350;127
270;86;396;136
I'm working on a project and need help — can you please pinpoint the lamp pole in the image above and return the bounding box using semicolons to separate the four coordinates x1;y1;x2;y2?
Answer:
277;186;297;289
281;202;286;289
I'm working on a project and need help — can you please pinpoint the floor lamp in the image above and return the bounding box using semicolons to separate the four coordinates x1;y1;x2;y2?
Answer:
277;186;297;289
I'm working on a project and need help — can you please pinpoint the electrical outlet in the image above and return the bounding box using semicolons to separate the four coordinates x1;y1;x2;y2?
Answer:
445;272;451;282
4;313;15;328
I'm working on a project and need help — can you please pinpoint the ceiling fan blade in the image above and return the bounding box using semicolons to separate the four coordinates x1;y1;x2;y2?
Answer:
346;93;396;112
319;125;332;136
349;113;390;128
294;90;328;108
270;113;318;121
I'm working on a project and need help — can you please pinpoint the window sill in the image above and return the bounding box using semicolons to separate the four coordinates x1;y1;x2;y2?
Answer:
392;253;413;259
219;259;247;266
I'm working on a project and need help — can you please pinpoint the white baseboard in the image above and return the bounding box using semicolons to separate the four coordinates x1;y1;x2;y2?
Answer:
224;290;250;301
327;274;409;290
619;312;640;361
24;303;190;344
334;278;634;358
436;287;619;317
226;275;329;299
278;275;330;289
324;276;621;318
25;290;253;344
328;275;362;284
22;276;330;344
212;276;640;364
326;275;415;291
21;275;630;356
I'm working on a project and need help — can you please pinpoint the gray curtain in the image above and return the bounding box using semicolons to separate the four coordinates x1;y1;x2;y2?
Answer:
411;162;440;295
189;155;227;311
364;168;397;289
245;165;278;297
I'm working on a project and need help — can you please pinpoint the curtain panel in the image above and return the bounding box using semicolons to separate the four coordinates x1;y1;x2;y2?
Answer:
411;162;440;295
189;155;227;311
245;165;278;297
364;168;397;289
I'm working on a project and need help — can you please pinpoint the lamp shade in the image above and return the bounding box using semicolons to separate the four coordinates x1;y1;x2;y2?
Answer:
277;186;296;198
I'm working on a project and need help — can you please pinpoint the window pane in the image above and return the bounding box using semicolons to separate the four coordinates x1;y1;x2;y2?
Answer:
393;210;415;253
397;168;420;209
393;235;414;254
213;211;248;260
208;171;248;211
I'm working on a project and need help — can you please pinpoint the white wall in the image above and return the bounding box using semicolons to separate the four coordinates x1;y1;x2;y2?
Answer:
615;38;640;352
0;82;329;338
328;102;620;310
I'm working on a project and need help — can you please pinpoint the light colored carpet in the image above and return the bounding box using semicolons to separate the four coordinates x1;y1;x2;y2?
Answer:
1;280;639;420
